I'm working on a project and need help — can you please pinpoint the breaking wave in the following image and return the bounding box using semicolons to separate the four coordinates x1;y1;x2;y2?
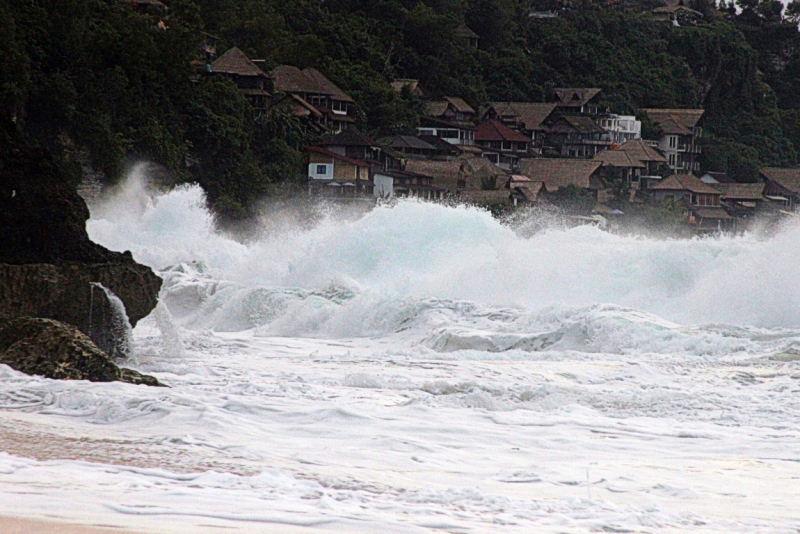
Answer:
86;170;800;333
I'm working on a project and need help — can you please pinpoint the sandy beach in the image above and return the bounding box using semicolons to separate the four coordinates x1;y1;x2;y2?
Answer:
0;515;142;534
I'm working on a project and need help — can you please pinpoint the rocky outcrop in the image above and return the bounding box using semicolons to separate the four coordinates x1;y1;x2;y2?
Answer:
0;112;161;355
0;263;161;356
0;318;163;386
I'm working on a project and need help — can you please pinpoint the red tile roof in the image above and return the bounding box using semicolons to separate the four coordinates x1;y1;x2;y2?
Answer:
476;120;531;143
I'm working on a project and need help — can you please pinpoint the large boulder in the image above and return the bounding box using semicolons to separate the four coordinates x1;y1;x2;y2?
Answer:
0;263;161;357
0;112;161;354
0;317;163;386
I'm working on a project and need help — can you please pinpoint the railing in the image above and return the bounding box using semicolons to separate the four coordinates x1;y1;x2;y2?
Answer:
678;143;701;154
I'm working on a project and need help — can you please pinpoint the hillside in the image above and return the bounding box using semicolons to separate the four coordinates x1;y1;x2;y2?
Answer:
4;0;800;220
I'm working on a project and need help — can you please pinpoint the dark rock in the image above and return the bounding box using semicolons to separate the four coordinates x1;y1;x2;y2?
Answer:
0;113;162;354
0;263;161;356
0;317;164;386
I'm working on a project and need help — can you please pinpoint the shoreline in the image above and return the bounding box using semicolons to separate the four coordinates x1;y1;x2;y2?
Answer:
0;515;143;534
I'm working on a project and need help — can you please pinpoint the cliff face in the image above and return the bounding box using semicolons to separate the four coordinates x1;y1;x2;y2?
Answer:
0;114;161;357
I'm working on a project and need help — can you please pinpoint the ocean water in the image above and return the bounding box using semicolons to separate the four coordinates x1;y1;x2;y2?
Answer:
1;169;799;533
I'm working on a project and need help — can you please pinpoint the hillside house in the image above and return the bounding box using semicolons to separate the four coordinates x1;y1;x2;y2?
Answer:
379;135;440;159
210;47;270;120
405;157;506;195
759;167;800;211
518;159;606;198
501;175;544;206
391;79;424;97
322;128;382;163
307;147;372;198
418;117;476;146
650;174;732;231
373;169;445;200
715;183;766;220
455;25;479;48
552;88;602;115
270;93;326;133
594;139;667;190
653;6;704;25
481;102;558;149
641;108;703;174
597;114;641;145
272;66;356;133
475;120;532;171
418;97;477;146
545;115;612;158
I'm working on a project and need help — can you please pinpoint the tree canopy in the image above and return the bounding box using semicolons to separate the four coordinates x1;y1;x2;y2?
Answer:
6;0;800;217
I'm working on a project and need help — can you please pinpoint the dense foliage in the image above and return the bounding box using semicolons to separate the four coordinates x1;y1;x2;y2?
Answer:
6;0;800;218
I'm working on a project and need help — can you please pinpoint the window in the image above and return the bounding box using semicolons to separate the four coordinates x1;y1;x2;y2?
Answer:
316;165;327;175
669;136;677;149
669;154;676;166
501;141;512;151
332;101;347;114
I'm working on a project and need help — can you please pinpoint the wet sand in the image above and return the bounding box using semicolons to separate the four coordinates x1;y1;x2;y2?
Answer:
0;515;142;533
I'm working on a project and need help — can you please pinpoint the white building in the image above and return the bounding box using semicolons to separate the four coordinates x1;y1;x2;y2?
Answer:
598;114;641;145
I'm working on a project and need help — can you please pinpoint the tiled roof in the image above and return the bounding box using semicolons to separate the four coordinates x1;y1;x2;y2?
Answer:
487;102;558;132
379;135;437;151
211;47;267;77
308;146;370;167
444;97;475;115
650;174;721;194
553;88;602;107
616;139;667;163
548;115;606;134
426;98;475;117
476;120;531;143
641;109;704;130
518;158;603;191
417;134;462;153
593;149;646;168
695;207;732;220
714;183;765;200
322;128;379;148
271;65;354;102
760;167;800;193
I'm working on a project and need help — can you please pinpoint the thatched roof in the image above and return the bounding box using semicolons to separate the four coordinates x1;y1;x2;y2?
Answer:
518;158;603;191
616;139;667;163
651;174;721;194
272;66;354;102
486;102;558;132
760;167;800;193
641;109;704;132
391;79;423;97
211;47;267;78
322;128;379;148
405;157;506;192
715;183;765;200
553;88;602;108
593;149;646;168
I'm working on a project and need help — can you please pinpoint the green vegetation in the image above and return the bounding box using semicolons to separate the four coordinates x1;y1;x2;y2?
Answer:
6;0;800;220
